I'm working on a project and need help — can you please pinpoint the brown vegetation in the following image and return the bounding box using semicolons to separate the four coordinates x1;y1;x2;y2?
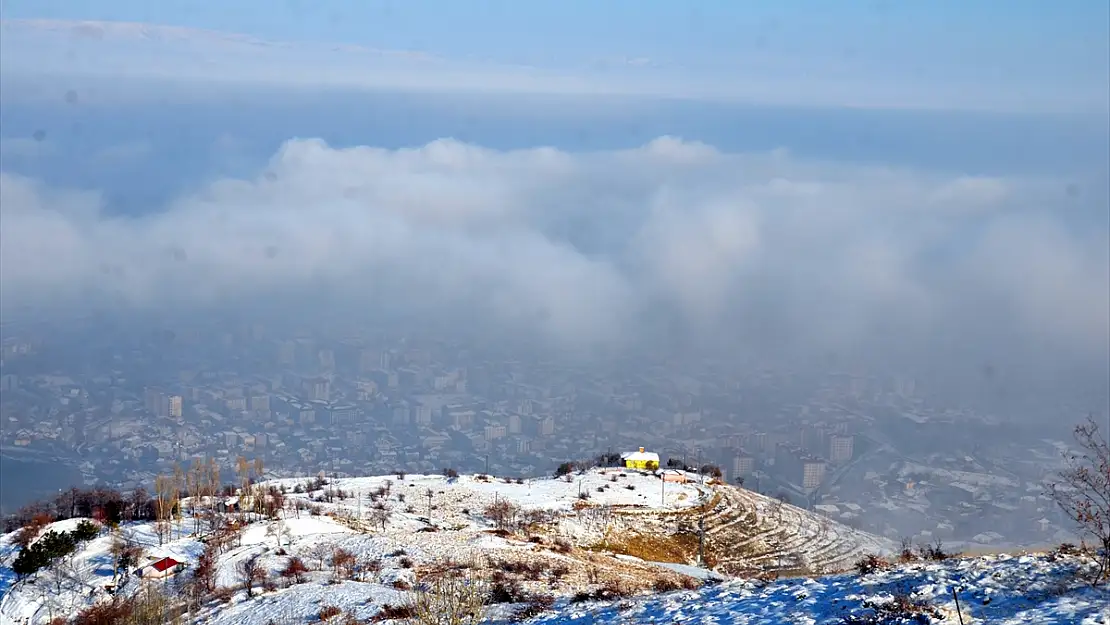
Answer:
854;553;891;575
280;556;309;585
590;530;711;567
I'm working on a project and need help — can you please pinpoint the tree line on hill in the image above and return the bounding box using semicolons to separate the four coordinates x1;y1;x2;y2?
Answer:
554;452;723;479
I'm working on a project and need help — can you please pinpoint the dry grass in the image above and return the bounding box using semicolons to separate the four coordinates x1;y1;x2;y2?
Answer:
588;530;711;566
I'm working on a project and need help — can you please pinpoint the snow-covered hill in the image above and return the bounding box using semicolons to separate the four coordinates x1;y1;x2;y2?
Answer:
0;468;901;624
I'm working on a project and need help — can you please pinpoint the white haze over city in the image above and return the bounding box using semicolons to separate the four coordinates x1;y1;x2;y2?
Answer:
0;20;1108;406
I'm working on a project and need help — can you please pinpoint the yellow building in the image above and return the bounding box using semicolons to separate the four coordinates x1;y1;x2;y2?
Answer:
621;447;660;470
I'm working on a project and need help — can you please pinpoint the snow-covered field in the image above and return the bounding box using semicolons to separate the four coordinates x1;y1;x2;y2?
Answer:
527;552;1110;624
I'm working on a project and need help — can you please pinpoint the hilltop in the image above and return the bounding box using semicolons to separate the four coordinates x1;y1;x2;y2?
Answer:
1;466;899;623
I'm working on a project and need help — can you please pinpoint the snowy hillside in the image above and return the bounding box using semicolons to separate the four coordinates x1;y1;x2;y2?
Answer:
0;468;895;624
526;551;1110;624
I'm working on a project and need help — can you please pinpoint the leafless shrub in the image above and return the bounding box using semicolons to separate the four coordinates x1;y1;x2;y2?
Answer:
484;499;522;532
378;603;417;619
1048;542;1082;562
898;537;918;563
489;577;528;604
13;512;52;549
570;580;634;603
402;574;488;625
855;553;890;576
839;590;942;624
510;594;555;621
297;544;329;571
71;597;133;625
331;547;356;580
916;538;958;561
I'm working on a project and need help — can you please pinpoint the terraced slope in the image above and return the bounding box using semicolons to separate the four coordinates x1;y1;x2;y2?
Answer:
594;483;893;577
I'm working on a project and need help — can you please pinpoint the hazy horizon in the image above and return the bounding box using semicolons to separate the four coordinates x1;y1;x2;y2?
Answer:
0;3;1107;543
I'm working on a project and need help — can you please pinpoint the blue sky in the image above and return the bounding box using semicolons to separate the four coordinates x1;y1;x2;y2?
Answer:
2;0;1108;113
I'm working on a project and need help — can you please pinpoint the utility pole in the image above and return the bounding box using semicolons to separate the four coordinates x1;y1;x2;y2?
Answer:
660;475;666;507
485;454;489;475
698;508;706;568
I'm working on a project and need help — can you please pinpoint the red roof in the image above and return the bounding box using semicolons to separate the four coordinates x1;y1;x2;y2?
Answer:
151;557;181;572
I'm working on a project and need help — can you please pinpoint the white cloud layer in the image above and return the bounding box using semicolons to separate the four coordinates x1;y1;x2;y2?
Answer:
1;137;1107;370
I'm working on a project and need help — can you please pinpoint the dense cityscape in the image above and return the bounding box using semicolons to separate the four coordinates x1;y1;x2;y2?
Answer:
0;315;1089;551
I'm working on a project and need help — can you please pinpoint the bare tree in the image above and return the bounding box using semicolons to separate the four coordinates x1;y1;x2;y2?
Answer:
1049;415;1110;585
767;496;784;523
236;456;251;522
128;487;149;522
253;457;265;483
172;463;185;540
238;555;265;598
129;581;176;624
154;475;176;546
368;506;391;531
330;547;356;580
193;544;217;594
60;550;96;595
267;516;293;550
405;572;488;625
187;459;203;536
47;555;72;594
109;529;144;583
206;458;222;522
483;499;520;532
357;556;382;582
307;543;333;571
276;556;306;587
